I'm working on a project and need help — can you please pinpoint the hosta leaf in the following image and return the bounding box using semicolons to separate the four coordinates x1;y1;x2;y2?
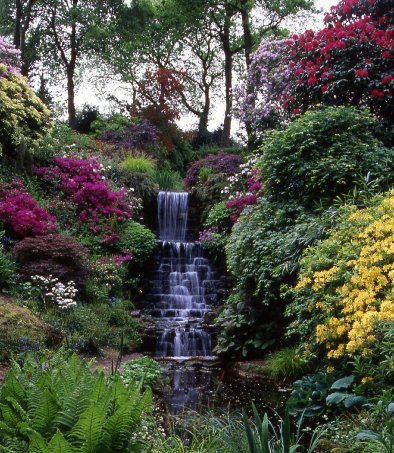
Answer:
330;375;355;390
343;395;366;409
326;392;349;406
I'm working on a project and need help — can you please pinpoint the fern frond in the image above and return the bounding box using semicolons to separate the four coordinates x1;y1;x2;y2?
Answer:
31;390;60;437
69;405;106;452
0;371;26;407
26;429;47;453
47;430;77;453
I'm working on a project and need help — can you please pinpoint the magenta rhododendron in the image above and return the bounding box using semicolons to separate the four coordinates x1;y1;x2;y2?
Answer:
0;181;56;238
237;0;393;133
34;157;133;232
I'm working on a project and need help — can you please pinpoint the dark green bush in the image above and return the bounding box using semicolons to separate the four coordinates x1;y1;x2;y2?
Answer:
43;302;140;354
118;221;156;266
259;107;394;208
0;353;152;451
0;245;16;290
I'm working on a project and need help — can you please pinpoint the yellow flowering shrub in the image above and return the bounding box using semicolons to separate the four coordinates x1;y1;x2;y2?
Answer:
0;73;52;159
288;192;394;363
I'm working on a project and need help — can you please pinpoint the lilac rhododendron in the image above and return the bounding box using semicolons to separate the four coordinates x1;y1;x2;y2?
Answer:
0;36;21;78
34;157;133;232
0;181;57;238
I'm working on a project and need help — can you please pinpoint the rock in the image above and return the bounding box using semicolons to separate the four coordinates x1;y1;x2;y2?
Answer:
0;296;62;358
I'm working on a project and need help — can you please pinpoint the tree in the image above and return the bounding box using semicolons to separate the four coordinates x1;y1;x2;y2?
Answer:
0;0;43;76
239;0;394;136
39;0;121;127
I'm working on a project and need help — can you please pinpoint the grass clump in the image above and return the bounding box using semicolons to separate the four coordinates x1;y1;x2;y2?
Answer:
121;154;156;176
263;347;310;380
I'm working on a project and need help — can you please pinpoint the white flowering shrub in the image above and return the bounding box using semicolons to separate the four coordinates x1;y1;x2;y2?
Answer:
31;275;78;309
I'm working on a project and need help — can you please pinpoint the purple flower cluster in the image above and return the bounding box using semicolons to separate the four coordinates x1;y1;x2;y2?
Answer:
234;39;290;132
0;181;57;238
0;37;21;78
184;153;243;188
99;119;159;150
34;157;132;231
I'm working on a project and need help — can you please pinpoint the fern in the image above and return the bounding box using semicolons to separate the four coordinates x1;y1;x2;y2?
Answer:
69;405;107;452
0;353;152;452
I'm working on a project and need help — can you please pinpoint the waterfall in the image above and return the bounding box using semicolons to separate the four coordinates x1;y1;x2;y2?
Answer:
146;191;217;358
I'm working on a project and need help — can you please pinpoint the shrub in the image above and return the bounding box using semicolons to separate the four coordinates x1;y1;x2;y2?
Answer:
0;245;16;290
118;221;156;266
116;171;158;200
120;356;162;389
288;191;394;373
91;113;130;137
204;202;233;231
184;153;243;188
0;40;52;161
121;154;156;176
259;107;394;208
34;157;133;232
99;119;159;150
13;234;88;289
43;302;140;353
0;181;57;238
0;353;152;451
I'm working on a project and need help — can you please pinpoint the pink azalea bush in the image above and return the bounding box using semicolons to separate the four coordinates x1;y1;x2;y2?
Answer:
0;181;57;238
34;157;133;232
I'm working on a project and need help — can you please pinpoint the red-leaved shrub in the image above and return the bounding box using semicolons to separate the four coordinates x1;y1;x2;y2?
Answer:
184;153;243;188
13;234;89;289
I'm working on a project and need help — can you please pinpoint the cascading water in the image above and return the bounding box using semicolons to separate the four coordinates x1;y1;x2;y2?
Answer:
146;191;217;359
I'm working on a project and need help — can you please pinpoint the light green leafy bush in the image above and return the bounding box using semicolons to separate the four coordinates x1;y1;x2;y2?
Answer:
118;221;157;266
0;353;152;452
120;356;162;389
0;74;52;162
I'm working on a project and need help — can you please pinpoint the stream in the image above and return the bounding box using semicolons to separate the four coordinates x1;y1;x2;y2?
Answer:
143;191;285;415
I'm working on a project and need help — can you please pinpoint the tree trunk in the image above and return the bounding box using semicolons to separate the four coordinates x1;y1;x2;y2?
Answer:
221;16;232;147
241;3;253;69
197;87;210;139
67;66;77;128
241;3;255;147
14;0;22;49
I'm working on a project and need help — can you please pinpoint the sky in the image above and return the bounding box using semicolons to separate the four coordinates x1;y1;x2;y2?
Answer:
69;0;340;134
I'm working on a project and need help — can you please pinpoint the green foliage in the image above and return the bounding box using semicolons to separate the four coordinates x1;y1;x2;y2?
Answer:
0;297;55;360
118;221;156;266
42;302;140;354
0;245;16;290
204;202;232;231
214;294;277;358
288;373;367;420
120;357;162;389
242;403;323;453
0;74;52;161
0;353;152;452
154;168;182;190
121;155;156;176
259;107;394;209
90;114;130;137
263;347;311;380
33;124;97;164
116;171;158;200
198;167;214;183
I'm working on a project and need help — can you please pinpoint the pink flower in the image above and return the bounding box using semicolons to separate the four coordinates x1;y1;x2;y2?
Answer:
355;69;369;77
371;89;385;98
382;75;393;85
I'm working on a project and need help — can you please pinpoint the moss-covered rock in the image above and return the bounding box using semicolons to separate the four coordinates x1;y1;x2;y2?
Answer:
0;297;61;358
